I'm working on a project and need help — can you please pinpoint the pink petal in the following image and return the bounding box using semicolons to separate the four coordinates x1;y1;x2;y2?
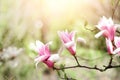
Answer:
34;56;48;68
69;31;76;40
58;30;76;55
35;40;44;55
34;55;49;62
44;46;50;56
67;46;76;55
58;31;70;43
108;26;116;40
43;60;54;68
106;38;113;54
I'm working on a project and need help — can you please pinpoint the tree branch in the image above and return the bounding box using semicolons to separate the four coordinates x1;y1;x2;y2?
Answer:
73;55;80;66
54;64;120;72
53;55;120;72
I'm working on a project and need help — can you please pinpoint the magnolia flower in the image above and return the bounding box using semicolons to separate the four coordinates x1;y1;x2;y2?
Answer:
113;37;120;54
33;40;59;68
58;30;76;55
58;30;85;55
95;16;117;41
105;37;120;54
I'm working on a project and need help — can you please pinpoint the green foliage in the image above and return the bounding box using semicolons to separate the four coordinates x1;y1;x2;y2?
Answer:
65;69;76;79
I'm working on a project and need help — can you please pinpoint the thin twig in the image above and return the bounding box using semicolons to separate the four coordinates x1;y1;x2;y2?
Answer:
108;55;113;66
73;55;80;66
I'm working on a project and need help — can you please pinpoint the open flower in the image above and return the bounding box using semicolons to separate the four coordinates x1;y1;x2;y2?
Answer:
58;30;85;55
105;37;120;55
33;40;59;68
95;16;117;41
58;30;76;55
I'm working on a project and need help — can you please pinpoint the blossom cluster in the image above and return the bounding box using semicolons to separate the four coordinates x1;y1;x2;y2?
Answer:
32;16;120;68
32;30;85;68
95;16;120;54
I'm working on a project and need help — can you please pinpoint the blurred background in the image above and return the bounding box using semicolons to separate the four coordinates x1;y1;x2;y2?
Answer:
0;0;120;80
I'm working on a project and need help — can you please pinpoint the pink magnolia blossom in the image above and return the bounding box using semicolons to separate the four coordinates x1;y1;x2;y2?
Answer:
58;30;76;55
95;16;117;41
105;37;120;54
34;40;59;68
58;30;85;55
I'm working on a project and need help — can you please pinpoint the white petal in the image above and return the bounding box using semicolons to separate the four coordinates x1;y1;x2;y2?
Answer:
108;17;114;25
96;25;101;29
35;40;44;51
113;48;120;54
64;41;74;48
95;30;105;38
48;54;60;62
36;40;44;47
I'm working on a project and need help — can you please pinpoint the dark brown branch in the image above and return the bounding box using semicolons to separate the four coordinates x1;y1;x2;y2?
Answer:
103;65;120;71
73;55;80;66
53;55;120;72
54;65;103;72
54;64;120;72
108;55;113;66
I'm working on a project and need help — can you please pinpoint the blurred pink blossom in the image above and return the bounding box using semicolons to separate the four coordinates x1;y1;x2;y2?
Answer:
105;37;120;54
58;30;76;55
34;40;59;68
95;16;117;41
58;30;85;55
